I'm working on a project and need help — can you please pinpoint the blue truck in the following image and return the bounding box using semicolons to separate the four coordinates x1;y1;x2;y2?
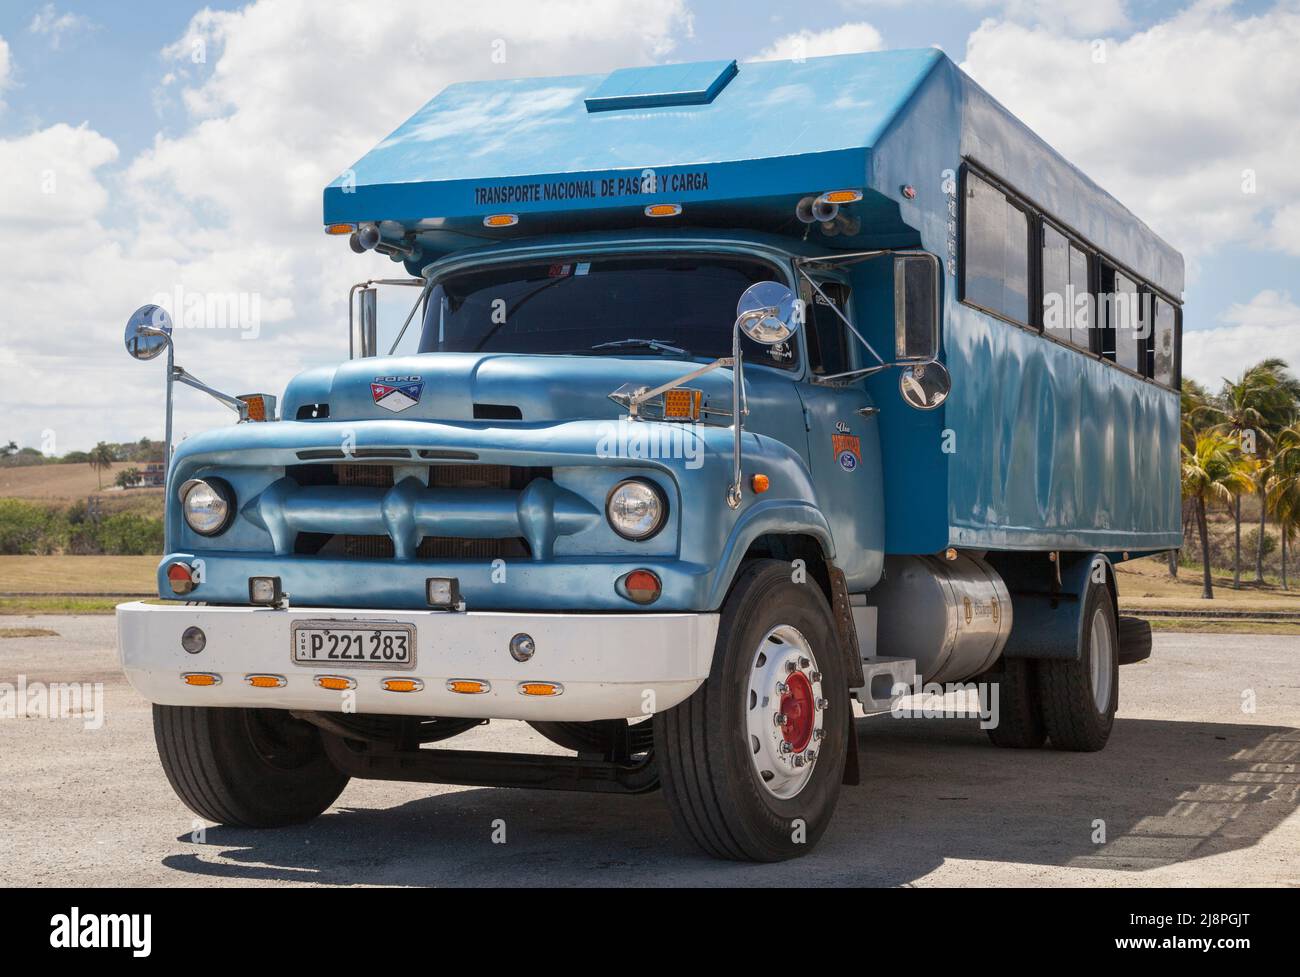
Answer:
117;49;1182;861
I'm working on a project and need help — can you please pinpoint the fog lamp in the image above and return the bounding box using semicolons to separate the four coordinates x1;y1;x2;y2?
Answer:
249;576;283;606
426;577;462;609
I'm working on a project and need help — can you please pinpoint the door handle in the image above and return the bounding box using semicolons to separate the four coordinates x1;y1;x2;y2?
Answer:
856;406;879;418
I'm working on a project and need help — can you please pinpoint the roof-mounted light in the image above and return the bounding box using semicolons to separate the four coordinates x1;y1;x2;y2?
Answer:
483;213;519;228
817;189;863;205
325;223;356;235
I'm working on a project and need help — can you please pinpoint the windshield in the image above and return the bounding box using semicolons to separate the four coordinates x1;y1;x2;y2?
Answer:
417;254;798;369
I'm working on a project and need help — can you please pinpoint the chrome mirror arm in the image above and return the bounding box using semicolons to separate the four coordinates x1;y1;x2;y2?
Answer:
171;365;248;418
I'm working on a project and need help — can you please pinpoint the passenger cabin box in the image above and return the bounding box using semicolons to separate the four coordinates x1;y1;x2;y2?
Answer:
325;49;1184;557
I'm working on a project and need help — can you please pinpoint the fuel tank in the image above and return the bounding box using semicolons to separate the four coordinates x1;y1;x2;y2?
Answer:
866;553;1011;684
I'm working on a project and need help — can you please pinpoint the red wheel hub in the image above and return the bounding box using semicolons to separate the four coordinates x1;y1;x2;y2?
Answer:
780;671;815;752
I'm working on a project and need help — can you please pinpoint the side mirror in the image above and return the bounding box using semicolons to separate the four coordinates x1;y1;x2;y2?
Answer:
124;305;173;361
894;253;940;361
899;360;951;410
735;281;800;345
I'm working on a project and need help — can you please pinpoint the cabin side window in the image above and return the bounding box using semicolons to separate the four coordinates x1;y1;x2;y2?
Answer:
1152;296;1178;386
803;281;851;376
962;171;1030;326
1041;223;1093;351
1109;268;1143;374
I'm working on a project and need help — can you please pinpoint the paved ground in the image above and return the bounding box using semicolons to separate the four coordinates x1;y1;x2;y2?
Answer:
1;616;1297;887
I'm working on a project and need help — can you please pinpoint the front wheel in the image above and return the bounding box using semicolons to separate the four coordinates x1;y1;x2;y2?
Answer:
153;705;350;827
655;560;849;861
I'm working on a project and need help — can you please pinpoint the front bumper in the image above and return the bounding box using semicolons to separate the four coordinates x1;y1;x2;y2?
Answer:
116;601;718;721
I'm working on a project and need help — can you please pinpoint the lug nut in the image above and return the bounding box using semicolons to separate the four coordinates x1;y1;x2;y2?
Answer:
798;656;811;669
816;697;829;712
774;713;788;727
779;740;793;754
805;749;817;762
785;660;797;673
810;671;822;683
775;681;788;696
813;728;825;741
793;754;806;767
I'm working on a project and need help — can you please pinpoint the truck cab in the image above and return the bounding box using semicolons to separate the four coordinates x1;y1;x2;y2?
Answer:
117;49;1182;860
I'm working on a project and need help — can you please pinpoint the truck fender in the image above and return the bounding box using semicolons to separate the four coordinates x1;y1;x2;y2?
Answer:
705;499;836;610
988;551;1114;662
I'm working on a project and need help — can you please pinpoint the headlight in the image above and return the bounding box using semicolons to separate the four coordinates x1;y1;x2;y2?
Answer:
605;479;667;541
179;478;235;536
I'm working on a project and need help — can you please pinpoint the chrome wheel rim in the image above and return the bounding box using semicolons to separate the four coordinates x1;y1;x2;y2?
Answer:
745;625;825;799
1089;607;1114;714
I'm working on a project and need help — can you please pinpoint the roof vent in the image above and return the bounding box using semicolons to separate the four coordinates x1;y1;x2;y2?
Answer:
584;59;738;113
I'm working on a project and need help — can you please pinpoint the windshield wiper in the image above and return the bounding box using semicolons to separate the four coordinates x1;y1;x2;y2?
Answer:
589;338;692;356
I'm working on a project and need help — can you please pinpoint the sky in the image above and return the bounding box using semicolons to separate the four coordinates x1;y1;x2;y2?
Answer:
0;0;1297;453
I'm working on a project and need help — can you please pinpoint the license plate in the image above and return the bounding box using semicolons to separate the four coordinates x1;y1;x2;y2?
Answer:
291;620;416;668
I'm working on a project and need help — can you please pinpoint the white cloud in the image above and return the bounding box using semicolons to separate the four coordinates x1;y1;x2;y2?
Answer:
961;2;1300;262
840;0;1129;35
28;4;96;50
753;22;885;62
0;0;692;453
1182;290;1300;385
0;35;12;109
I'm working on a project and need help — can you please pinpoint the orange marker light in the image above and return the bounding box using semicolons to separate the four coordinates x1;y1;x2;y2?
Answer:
663;387;702;420
518;681;564;697
751;473;770;493
316;675;355;691
245;674;286;689
325;223;356;235
182;673;220;687
447;679;490;694
644;203;682;218
818;189;863;205
382;678;423;693
483;213;519;228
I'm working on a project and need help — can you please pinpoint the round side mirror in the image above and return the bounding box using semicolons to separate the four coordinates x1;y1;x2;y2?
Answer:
124;305;173;361
899;360;951;410
735;281;799;345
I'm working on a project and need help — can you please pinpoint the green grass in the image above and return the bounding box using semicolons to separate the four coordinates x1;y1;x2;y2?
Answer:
0;596;127;615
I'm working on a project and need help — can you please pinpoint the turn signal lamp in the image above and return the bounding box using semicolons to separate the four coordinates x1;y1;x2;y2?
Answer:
182;672;220;687
483;214;519;228
245;674;286;689
751;473;770;493
166;562;195;596
325;223;356;235
621;569;662;605
237;393;276;422
447;679;490;694
662;387;702;420
382;678;423;693
818;189;863;205
644;203;682;218
518;682;564;697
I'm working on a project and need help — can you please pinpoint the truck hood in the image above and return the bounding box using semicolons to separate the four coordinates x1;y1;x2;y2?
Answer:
282;352;746;424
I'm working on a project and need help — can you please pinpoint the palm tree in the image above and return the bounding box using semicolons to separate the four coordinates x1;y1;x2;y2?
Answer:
1181;432;1253;599
1249;360;1300;580
1267;424;1300;589
1172;379;1217;577
88;442;116;490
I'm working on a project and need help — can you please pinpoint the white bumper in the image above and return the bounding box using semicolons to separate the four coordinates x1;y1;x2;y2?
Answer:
116;601;718;721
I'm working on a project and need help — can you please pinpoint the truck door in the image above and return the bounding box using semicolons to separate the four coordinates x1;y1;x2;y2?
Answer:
794;277;885;591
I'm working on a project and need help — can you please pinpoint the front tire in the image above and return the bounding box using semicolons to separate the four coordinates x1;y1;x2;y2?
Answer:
153;705;349;827
655;560;849;861
1038;573;1119;751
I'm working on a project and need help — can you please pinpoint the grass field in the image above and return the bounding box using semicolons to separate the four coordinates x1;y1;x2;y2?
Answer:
0;462;164;514
1115;556;1300;612
0;555;157;595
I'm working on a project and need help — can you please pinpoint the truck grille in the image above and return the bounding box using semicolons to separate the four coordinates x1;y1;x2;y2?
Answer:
284;462;550;561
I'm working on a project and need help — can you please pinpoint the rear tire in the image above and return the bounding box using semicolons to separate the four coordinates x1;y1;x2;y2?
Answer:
1038;574;1118;752
153;705;349;827
982;657;1046;749
654;560;849;861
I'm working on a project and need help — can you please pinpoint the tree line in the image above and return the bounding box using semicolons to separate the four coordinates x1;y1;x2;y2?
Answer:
1181;359;1300;599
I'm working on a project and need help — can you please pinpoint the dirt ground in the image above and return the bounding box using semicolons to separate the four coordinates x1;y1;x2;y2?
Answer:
0;616;1296;887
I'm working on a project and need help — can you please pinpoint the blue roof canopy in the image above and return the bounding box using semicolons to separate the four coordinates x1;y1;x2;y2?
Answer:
324;49;1182;296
